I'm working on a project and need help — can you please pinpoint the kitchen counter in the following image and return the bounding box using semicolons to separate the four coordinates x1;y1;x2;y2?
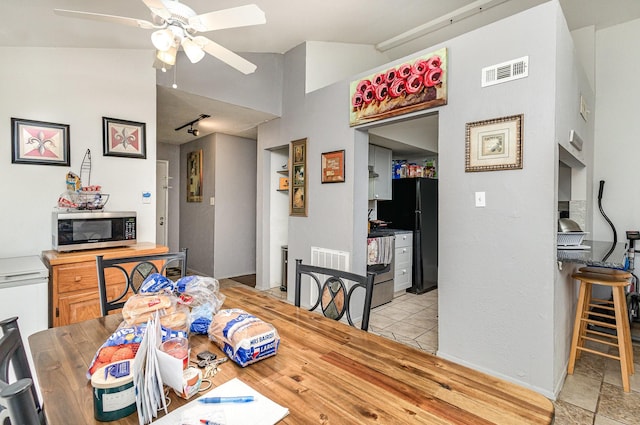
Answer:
557;240;627;269
368;228;412;238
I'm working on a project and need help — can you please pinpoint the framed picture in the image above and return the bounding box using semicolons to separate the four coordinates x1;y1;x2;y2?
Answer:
290;138;307;216
11;118;70;166
465;114;523;172
102;117;146;159
321;150;345;183
293;164;305;186
187;150;203;202
349;47;447;126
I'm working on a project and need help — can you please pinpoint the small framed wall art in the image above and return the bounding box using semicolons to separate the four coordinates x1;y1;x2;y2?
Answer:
102;117;147;159
11;118;70;166
289;138;307;217
465;114;523;172
187;149;203;202
321;150;345;183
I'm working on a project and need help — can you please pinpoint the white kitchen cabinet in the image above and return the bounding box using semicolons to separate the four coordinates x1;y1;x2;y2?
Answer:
394;232;413;292
368;145;392;200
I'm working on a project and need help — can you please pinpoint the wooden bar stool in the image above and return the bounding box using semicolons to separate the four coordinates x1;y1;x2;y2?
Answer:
568;267;634;392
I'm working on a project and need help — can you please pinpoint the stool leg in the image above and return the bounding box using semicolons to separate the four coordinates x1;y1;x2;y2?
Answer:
621;288;634;375
569;281;588;374
612;286;631;392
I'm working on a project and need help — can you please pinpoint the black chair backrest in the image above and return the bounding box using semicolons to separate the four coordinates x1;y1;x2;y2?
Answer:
96;249;188;316
0;317;43;425
294;259;375;331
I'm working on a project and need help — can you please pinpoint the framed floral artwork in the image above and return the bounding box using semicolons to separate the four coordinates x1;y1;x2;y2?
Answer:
349;47;447;126
11;118;70;166
465;114;523;172
102;117;146;159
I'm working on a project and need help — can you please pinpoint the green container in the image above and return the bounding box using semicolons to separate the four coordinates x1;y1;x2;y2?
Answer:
91;362;136;422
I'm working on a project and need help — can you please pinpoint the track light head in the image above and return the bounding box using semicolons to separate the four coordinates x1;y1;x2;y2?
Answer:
187;126;199;136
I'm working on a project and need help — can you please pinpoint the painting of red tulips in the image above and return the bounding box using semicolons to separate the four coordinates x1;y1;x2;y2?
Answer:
349;48;447;126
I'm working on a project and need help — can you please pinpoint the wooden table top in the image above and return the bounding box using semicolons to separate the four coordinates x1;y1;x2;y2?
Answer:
29;286;554;424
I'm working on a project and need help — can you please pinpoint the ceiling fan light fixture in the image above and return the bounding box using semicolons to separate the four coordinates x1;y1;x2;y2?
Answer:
182;38;205;64
151;28;174;51
157;44;177;66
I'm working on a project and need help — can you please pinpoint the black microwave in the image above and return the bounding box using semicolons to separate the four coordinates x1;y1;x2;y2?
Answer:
52;211;137;252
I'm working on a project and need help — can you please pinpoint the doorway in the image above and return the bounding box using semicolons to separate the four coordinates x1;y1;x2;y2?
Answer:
268;146;290;291
364;113;440;348
156;160;169;247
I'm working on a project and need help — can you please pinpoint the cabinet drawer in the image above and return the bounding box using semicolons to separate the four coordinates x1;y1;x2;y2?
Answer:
56;262;124;293
395;233;413;248
394;265;412;291
56;262;98;293
395;247;412;265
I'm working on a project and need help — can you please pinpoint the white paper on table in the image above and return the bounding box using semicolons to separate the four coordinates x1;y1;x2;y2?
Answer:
156;348;184;393
133;319;150;425
152;377;289;425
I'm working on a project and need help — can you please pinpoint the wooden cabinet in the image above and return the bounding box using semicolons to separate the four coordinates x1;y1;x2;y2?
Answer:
368;145;392;200
394;232;413;292
43;243;169;327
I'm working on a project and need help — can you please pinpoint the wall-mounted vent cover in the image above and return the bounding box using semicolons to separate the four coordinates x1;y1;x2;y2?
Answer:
481;56;529;87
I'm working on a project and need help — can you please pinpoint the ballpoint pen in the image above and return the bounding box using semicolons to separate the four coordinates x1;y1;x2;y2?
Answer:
198;396;255;404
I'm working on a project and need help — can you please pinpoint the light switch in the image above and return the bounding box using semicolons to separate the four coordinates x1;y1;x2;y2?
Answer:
210;197;215;206
475;191;486;207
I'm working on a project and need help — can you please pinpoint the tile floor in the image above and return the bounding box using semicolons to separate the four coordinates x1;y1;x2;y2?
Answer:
257;283;640;425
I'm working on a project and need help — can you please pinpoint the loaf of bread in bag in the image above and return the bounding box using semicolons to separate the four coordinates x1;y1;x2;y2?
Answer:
208;308;279;367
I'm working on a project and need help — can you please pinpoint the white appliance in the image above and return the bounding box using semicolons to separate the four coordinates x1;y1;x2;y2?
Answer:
0;255;49;404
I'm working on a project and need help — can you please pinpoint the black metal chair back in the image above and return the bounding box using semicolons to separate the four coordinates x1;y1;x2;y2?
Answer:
96;249;187;316
294;259;375;331
0;317;44;425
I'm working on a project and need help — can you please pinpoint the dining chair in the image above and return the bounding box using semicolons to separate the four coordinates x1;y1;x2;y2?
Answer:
96;248;188;316
0;317;45;425
294;259;375;331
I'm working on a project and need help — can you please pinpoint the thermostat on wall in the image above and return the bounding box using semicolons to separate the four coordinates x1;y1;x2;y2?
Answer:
142;191;152;204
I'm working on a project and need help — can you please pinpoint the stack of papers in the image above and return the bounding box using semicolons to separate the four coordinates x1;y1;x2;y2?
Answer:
133;315;168;425
153;378;289;425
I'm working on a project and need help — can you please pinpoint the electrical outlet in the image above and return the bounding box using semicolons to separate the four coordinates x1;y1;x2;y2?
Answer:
475;191;486;207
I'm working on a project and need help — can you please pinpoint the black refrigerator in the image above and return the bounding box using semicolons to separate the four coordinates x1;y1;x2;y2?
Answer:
377;177;438;294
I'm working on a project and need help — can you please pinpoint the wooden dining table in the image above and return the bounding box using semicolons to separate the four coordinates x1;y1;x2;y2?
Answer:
30;285;554;424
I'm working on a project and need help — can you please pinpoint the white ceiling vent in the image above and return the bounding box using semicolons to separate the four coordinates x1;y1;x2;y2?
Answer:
481;56;529;87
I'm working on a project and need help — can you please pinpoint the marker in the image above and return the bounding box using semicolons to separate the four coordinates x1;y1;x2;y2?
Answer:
198;396;255;404
199;420;222;425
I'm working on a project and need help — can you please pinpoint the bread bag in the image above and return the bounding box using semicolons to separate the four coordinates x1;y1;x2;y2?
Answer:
208;308;280;367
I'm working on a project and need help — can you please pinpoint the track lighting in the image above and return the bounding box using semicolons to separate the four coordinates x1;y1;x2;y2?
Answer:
175;114;211;136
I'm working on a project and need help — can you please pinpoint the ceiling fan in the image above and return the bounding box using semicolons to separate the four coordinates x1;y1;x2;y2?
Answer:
54;0;266;74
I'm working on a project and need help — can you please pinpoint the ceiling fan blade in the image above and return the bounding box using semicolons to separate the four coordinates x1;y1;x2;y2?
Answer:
141;0;171;20
54;9;155;29
189;4;266;32
194;36;257;74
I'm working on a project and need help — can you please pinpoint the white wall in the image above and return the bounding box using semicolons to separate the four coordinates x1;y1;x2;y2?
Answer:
552;5;595;395
305;42;389;93
180;135;215;276
213;134;257;278
0;47;157;257
256;1;578;397
592;18;640;242
156;52;284;116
